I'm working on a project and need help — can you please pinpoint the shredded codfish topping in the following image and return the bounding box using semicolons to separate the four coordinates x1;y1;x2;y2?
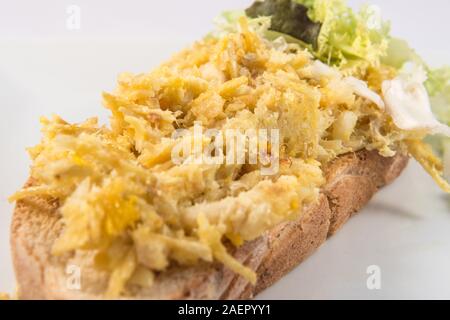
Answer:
10;18;448;297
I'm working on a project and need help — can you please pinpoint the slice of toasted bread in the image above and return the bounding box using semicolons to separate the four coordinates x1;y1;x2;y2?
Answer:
11;150;408;300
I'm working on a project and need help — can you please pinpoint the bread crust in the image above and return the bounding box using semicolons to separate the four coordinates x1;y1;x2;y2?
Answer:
11;150;408;300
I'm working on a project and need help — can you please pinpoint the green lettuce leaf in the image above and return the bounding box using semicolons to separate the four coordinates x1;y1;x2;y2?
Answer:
244;0;391;73
298;0;391;71
214;9;314;50
245;0;322;48
423;67;450;180
382;38;423;69
427;66;450;99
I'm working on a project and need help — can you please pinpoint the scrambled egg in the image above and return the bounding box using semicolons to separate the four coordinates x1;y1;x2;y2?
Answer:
10;19;446;297
0;293;10;300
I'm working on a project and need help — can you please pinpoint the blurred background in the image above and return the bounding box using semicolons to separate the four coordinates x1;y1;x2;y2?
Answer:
1;0;449;299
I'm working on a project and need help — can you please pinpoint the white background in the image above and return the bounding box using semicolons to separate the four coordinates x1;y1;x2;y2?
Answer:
1;0;450;299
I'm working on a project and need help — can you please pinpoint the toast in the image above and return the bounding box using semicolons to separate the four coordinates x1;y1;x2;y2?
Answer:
11;150;408;300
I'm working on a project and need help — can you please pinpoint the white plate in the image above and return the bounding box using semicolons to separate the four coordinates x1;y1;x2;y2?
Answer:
1;0;450;299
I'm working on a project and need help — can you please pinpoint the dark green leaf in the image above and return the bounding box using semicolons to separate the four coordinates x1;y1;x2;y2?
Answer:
245;0;321;48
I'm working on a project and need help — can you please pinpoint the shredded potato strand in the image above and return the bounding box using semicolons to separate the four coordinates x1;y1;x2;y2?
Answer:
407;140;450;193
